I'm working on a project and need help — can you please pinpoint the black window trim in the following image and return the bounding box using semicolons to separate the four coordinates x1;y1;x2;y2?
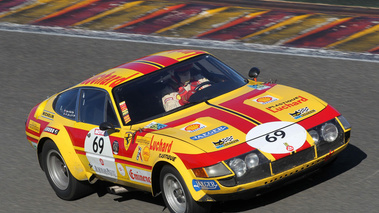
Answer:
53;86;121;128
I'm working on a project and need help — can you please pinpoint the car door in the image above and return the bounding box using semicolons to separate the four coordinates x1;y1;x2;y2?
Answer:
75;88;125;182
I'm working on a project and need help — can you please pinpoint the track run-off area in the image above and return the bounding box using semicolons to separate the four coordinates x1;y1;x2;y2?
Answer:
1;1;379;213
1;0;379;55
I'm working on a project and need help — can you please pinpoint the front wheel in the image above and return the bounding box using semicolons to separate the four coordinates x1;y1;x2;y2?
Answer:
160;165;210;213
41;140;93;200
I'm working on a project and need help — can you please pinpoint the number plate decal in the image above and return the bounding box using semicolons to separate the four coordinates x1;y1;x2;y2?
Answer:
246;122;307;154
85;128;117;178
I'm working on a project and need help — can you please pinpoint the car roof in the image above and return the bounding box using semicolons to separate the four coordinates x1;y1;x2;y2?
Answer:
77;49;208;90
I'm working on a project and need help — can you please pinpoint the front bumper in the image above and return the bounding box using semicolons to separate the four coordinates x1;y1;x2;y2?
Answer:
199;142;348;202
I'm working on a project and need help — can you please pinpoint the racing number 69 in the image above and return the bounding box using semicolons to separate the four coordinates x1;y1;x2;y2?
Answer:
93;136;104;154
265;130;286;142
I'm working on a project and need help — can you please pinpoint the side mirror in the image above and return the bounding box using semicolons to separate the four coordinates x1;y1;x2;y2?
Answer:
99;122;119;132
248;67;260;81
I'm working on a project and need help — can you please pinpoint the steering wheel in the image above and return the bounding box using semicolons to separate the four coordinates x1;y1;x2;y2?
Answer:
194;81;213;91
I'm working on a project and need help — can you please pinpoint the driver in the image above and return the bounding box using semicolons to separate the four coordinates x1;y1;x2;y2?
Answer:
162;63;210;111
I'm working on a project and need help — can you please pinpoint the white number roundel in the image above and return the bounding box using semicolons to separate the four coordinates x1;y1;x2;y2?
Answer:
84;128;113;157
246;121;307;154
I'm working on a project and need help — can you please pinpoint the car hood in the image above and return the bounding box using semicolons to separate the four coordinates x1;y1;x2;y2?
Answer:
143;83;339;161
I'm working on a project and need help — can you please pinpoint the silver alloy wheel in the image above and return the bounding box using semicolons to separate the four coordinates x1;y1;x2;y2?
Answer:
163;173;187;213
46;149;69;190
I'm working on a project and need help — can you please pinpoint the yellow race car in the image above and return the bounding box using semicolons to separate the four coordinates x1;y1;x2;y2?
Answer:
25;50;351;213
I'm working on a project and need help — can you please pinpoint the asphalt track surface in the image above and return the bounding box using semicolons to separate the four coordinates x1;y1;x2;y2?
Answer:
1;30;378;213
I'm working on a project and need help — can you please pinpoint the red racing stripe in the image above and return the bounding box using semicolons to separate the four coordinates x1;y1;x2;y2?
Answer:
139;55;179;67
66;126;137;158
166;107;258;134
115;158;152;170
32;0;128;27
219;86;280;124
176;142;255;169
298;105;340;130
119;62;160;75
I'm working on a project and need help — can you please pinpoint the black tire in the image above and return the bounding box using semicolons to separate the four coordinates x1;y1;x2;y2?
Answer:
41;140;93;200
160;165;211;213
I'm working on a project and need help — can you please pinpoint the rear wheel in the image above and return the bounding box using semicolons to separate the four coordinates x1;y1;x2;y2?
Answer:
160;165;210;213
41;140;93;200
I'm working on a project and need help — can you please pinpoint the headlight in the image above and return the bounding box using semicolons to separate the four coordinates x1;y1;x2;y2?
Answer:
192;162;231;178
245;153;259;169
308;130;320;145
228;158;247;177
321;123;338;142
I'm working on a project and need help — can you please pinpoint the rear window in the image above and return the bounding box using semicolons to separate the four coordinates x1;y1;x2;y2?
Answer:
53;89;79;120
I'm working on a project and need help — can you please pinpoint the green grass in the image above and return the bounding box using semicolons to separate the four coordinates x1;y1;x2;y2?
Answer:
278;0;379;8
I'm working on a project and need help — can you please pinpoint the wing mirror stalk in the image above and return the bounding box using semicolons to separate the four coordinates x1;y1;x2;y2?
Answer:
99;122;120;133
249;67;260;82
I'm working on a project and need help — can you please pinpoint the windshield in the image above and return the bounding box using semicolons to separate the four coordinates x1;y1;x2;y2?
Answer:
113;54;247;125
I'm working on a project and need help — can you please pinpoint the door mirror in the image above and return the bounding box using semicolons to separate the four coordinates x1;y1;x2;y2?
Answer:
249;67;260;81
99;122;119;132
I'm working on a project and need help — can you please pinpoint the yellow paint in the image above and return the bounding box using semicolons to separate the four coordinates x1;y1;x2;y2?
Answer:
246;14;337;45
327;24;379;49
240;14;312;41
0;0;83;24
159;7;256;38
72;1;143;26
334;31;379;52
155;7;229;34
82;1;175;30
33;0;99;23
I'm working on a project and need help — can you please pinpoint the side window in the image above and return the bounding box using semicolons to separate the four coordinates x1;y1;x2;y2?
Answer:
54;89;79;120
79;89;106;125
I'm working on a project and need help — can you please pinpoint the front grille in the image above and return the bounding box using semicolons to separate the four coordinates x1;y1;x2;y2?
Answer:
271;147;315;174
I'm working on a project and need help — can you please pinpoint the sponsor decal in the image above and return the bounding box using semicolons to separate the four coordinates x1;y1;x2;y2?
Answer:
181;122;206;132
125;166;151;185
246;121;307;154
93;165;117;178
112;141;119;154
44;126;59;135
213;136;239;149
28;120;40;133
124;133;133;151
289;107;316;119
62;109;75;118
283;142;294;152
99;158;105;166
149;135;173;153
136;146;143;162
119;101;131;123
42;110;54;120
159;153;176;162
266;96;308;113
136;136;150;146
192;179;220;192
190;126;228;140
117;163;126;176
253;95;279;105
80;71;131;88
248;84;271;90
142;146;150;162
144;121;167;130
94;129;105;136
